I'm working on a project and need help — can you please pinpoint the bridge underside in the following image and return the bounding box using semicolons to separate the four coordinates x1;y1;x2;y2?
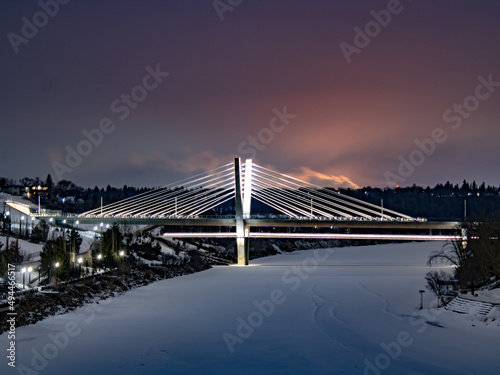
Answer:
159;232;460;241
47;216;460;231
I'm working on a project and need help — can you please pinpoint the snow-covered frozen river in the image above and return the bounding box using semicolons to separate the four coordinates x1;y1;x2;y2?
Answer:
2;242;499;374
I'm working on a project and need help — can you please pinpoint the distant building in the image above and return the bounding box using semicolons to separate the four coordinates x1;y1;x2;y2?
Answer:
24;185;49;199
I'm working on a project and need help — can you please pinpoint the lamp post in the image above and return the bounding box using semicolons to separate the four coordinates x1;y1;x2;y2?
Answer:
4;211;10;250
119;250;125;271
22;267;26;289
20;216;24;239
419;290;425;310
468;249;475;295
55;262;60;287
78;257;83;277
28;267;32;285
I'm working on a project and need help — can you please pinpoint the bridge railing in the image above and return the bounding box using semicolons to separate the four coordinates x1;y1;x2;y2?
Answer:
247;214;427;222
66;214;237;220
35;212;431;222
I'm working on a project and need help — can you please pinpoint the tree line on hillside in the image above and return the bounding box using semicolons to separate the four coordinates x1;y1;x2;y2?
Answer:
339;181;500;220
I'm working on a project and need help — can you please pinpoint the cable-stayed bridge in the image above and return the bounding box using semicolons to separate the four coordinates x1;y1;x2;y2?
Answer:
26;158;460;265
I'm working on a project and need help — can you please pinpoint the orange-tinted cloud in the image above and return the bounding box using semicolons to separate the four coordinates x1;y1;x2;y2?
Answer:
285;166;360;189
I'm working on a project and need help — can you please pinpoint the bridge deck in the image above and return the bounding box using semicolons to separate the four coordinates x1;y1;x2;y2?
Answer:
36;215;460;231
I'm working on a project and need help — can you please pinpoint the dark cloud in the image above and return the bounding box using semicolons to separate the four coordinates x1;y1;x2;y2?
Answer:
1;0;499;188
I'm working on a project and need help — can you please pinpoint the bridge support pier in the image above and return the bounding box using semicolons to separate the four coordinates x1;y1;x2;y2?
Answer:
234;158;250;265
236;237;249;265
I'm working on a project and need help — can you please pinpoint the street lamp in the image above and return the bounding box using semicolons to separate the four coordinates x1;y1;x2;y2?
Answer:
22;267;26;289
55;262;60;286
119;250;125;257
419;290;425;310
468;249;475;295
78;257;83;276
28;267;32;285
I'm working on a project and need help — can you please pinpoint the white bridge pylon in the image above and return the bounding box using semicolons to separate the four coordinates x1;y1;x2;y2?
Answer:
79;158;420;265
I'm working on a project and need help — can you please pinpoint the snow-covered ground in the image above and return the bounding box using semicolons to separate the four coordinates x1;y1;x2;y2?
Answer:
0;236;42;257
2;242;500;374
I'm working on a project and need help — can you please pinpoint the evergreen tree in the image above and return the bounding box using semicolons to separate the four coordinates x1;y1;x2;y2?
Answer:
40;236;70;281
99;224;122;268
67;229;83;254
31;220;49;243
462;180;470;191
0;241;6;275
1;214;12;236
45;174;53;189
5;240;22;264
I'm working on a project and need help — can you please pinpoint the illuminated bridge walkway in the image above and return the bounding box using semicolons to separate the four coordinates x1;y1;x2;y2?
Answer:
23;159;460;265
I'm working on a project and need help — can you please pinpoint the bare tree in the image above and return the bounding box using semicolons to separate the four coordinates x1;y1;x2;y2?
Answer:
427;226;468;273
428;221;500;290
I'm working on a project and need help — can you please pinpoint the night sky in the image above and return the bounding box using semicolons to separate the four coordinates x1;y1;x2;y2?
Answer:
1;0;500;189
